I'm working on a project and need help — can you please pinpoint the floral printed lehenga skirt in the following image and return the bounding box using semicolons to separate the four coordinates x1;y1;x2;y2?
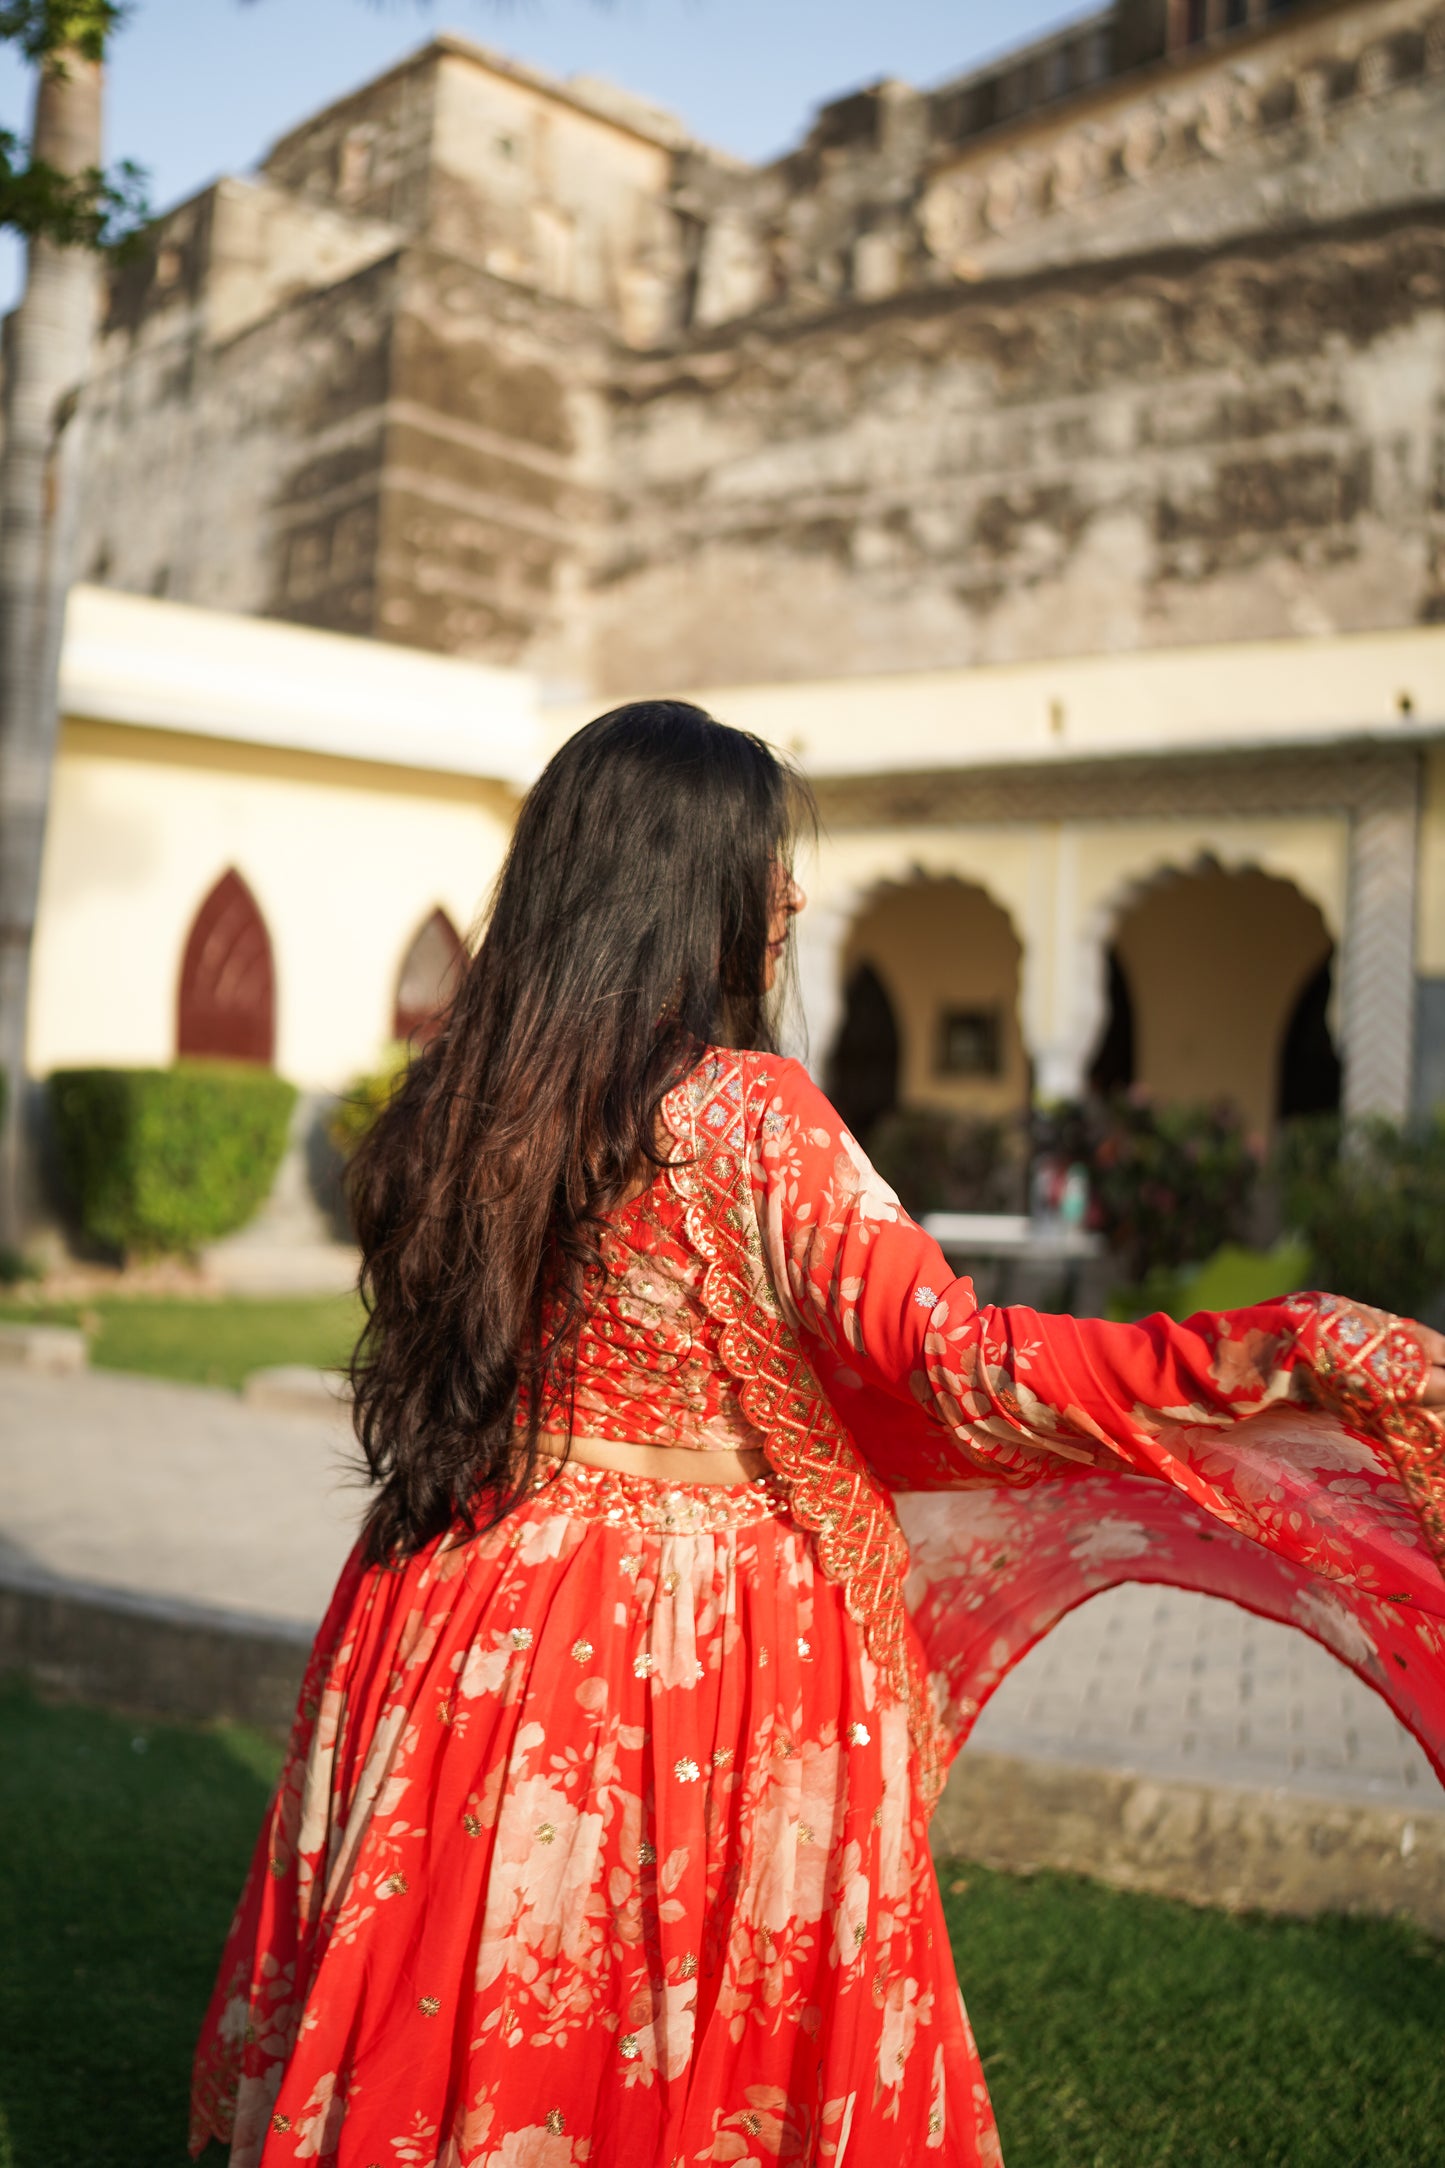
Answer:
191;1462;996;2167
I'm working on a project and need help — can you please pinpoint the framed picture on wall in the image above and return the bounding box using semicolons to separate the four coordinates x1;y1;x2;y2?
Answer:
937;1006;1002;1078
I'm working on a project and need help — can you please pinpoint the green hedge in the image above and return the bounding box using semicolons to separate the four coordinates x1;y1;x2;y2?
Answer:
48;1063;297;1259
327;1042;410;1162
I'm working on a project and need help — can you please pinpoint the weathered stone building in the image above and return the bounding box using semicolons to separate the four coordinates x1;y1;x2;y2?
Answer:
24;0;1445;1164
74;0;1445;692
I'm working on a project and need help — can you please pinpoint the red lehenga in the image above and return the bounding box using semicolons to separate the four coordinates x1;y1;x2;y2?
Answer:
191;1051;1445;2168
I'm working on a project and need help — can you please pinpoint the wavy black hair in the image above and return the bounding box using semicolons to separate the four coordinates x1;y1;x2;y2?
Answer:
347;699;811;1561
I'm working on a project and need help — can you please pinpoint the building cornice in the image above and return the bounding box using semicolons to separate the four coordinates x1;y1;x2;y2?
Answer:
59;585;541;785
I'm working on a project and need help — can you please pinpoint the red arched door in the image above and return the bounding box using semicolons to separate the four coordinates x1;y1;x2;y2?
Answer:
393;908;464;1047
177;869;276;1065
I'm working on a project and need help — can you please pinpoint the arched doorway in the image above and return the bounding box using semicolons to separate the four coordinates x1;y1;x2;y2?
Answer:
833;877;1028;1125
177;868;275;1065
393;908;464;1048
1104;864;1336;1136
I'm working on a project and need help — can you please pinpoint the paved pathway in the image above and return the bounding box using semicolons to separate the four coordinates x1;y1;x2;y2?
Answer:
0;1368;357;1627
2;1367;1441;1813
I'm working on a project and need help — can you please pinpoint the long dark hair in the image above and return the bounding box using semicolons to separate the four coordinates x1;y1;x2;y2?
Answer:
348;700;810;1562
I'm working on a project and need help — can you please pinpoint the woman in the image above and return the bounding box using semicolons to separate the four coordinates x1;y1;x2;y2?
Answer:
191;702;1445;2168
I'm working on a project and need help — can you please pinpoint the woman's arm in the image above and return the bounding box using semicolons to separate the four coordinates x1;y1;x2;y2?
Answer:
750;1056;1443;1502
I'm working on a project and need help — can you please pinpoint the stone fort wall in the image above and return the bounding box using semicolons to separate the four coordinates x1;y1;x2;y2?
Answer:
64;0;1445;702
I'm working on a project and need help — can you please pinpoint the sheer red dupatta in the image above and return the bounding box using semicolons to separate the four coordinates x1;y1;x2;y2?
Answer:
729;1054;1445;1794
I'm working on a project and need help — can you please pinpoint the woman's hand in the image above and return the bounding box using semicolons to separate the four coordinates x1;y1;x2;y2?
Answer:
1408;1321;1445;1406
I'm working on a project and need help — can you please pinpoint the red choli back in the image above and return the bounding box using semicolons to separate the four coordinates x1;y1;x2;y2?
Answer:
523;1177;769;1453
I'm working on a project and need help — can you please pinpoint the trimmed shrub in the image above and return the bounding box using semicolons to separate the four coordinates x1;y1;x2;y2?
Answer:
867;1106;1025;1218
48;1063;297;1259
1275;1113;1445;1320
327;1043;411;1162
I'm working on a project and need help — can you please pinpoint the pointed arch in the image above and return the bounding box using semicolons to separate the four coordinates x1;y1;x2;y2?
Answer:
393;907;465;1048
177;869;276;1066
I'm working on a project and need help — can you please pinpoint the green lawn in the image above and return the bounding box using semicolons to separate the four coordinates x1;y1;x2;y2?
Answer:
0;1292;363;1391
1;1680;1442;2167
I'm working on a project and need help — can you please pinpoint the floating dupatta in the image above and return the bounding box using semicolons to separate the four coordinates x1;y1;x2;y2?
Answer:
660;1051;1445;1812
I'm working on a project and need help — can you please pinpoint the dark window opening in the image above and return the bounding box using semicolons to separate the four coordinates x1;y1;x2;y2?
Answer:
1088;948;1136;1099
827;963;901;1145
937;1007;1002;1079
1277;958;1342;1122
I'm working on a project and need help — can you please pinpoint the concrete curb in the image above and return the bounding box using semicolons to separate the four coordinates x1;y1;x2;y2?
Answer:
933;1747;1445;1935
0;1563;309;1733
242;1363;351;1417
0;1321;88;1373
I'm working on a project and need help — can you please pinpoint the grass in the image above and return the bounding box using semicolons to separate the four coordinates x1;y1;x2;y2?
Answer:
1;1680;1442;2168
941;1865;1445;2167
0;1292;363;1391
0;1678;281;2168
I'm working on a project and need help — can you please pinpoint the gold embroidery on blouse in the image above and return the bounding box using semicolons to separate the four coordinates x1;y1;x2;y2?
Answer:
660;1056;950;1810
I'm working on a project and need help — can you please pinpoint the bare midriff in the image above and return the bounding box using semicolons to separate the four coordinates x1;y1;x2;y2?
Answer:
533;1431;769;1487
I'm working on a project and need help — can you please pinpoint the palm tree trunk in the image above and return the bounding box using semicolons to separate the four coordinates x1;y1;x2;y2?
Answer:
0;47;103;1251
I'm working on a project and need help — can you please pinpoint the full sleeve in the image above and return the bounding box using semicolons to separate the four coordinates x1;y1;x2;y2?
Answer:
736;1055;1445;1796
749;1056;1439;1535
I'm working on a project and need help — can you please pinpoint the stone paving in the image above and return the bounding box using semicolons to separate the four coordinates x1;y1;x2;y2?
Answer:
0;1367;357;1627
971;1581;1443;1812
2;1366;1442;1815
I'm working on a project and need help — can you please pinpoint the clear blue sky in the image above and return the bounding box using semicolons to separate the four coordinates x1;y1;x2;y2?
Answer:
1;0;1087;304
